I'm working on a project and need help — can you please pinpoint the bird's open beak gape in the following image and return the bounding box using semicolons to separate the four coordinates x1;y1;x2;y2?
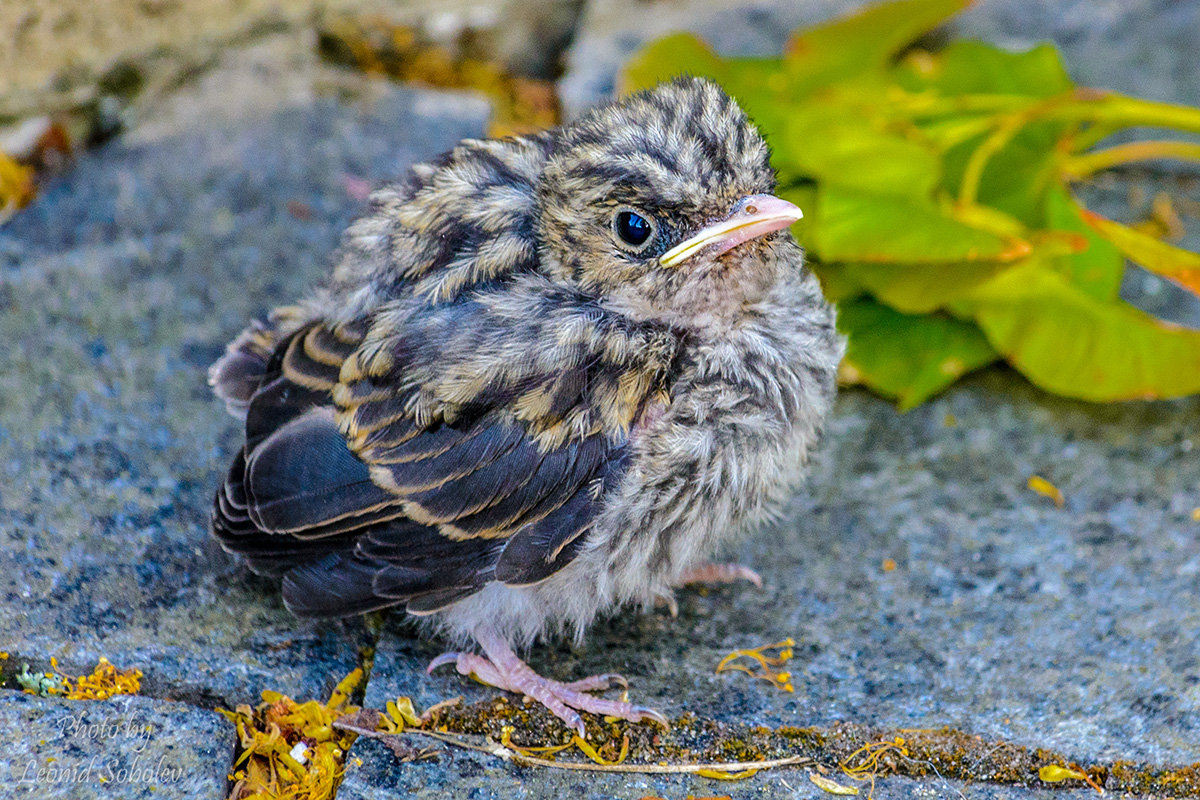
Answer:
659;194;803;268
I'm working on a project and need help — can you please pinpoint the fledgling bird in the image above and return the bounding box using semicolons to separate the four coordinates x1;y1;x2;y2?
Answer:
210;77;843;734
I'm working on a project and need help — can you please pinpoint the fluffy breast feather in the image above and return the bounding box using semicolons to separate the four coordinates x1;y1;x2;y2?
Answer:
433;256;842;645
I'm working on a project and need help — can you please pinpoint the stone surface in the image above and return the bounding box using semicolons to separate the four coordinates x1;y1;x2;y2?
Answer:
0;0;580;132
559;0;1200;117
318;0;586;80
1081;174;1200;329
0;58;490;710
0;692;233;799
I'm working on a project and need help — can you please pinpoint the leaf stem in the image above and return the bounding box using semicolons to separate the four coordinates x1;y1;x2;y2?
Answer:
958;89;1200;205
1061;140;1200;179
1045;92;1200;135
958;93;1076;206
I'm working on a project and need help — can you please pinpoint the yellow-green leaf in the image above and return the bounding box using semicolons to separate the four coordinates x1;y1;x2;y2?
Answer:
958;263;1200;400
941;120;1068;226
1043;186;1124;300
808;263;865;304
838;298;999;410
898;40;1072;98
1079;208;1200;298
839;261;1018;313
784;0;969;89
813;186;1030;264
779;111;941;197
620;3;1200;408
616;34;782;119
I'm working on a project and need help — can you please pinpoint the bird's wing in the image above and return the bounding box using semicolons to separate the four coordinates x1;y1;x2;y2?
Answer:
214;292;675;617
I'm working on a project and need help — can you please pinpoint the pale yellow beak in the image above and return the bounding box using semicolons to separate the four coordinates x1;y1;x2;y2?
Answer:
659;194;803;268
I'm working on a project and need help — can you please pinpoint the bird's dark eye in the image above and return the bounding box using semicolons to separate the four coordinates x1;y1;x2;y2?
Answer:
614;210;654;249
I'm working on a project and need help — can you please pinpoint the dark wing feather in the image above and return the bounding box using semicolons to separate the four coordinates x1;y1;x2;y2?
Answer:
494;449;630;585
212;304;655;618
243;408;398;534
281;554;396;617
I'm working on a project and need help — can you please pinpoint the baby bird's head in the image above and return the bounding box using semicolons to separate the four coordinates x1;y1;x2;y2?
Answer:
537;77;803;329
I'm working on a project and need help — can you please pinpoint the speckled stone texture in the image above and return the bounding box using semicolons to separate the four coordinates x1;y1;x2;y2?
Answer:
0;692;233;799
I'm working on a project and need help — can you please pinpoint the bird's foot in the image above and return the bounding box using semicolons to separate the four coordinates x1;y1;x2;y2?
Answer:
676;561;763;588
428;631;663;737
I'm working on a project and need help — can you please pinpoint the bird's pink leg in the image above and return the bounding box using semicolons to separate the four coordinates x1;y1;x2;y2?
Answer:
675;562;763;588
428;629;666;736
428;651;508;687
562;673;627;692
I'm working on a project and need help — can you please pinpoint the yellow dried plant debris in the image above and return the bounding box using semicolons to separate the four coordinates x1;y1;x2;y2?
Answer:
1040;764;1087;782
810;771;861;795
317;15;559;138
0;150;36;223
19;657;141;700
221;668;364;800
1027;475;1065;508
1039;763;1105;793
696;766;760;780
378;697;421;732
496;724;633;767
839;735;913;798
716;638;796;693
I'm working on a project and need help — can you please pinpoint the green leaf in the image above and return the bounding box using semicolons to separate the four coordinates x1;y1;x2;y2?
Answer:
784;0;969;89
779;183;819;249
1042;186;1124;300
897;40;1072;97
838;260;1018;313
1045;92;1200;136
813;186;1030;264
940;120;1069;226
957;263;1200;401
898;44;1074;224
838;298;999;410
778;110;942;196
620;5;1200;408
1078;207;1200;298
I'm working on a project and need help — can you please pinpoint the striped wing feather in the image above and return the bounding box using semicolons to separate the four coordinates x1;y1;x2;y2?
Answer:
212;319;629;617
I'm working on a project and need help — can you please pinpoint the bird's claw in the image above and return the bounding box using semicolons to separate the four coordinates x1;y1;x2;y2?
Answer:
630;705;670;728
429;647;665;734
677;562;763;589
564;672;627;692
426;651;464;673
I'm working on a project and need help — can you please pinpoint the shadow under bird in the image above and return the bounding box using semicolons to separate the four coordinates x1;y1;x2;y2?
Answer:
210;77;843;734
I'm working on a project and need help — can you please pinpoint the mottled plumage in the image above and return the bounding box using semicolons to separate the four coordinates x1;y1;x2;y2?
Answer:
211;77;843;732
